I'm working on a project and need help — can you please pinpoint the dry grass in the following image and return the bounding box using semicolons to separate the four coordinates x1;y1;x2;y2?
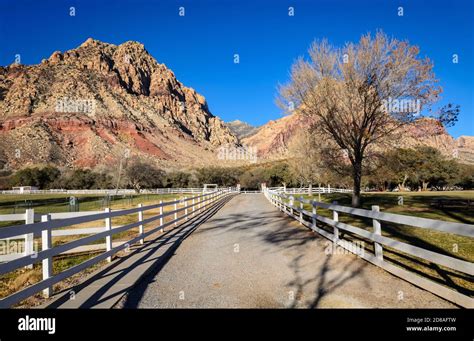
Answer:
295;191;474;295
0;192;202;305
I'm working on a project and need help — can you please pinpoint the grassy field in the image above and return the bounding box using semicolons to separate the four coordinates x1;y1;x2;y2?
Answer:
0;192;201;305
0;193;185;215
294;191;474;296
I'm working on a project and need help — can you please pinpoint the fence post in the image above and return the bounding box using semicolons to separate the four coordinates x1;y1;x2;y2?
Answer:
138;203;144;245
174;200;178;226
332;201;339;243
184;197;188;221
289;196;294;216
24;208;34;269
41;214;52;298
372;205;384;262
159;200;164;233
312;201;317;230
192;197;195;216
104;208;112;262
299;197;303;225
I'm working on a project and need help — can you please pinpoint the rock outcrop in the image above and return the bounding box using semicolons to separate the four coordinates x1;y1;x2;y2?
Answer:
0;38;238;170
227;120;259;139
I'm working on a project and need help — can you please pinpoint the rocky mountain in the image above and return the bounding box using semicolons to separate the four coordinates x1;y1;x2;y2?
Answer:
242;113;474;164
242;114;308;157
0;38;238;170
227;120;259;139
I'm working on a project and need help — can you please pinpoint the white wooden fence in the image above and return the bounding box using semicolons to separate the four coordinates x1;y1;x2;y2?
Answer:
264;188;474;308
0;189;137;195
0;210;122;263
154;188;210;194
0;186;349;196
236;186;351;194
267;186;353;194
0;188;221;195
0;189;233;307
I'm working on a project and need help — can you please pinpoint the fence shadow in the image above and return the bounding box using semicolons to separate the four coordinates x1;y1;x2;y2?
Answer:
45;194;236;308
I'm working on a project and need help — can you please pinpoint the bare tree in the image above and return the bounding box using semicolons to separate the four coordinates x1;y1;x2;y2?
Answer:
279;31;445;207
287;129;322;187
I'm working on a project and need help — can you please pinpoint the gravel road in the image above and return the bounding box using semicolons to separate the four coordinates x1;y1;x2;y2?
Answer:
122;194;454;308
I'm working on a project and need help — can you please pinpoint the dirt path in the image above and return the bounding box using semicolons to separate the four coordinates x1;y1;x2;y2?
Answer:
122;194;454;308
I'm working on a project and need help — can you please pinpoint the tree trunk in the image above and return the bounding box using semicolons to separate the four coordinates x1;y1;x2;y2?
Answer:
401;174;408;190
352;160;362;207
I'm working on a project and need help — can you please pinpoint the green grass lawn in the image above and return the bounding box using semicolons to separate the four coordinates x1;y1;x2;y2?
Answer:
290;191;474;296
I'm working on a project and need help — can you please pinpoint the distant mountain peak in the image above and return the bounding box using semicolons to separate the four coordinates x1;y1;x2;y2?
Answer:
227;120;259;139
0;39;238;170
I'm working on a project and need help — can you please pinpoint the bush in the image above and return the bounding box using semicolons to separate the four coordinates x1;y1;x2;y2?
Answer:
195;167;241;187
52;169;113;189
9;166;60;189
125;158;165;191
164;171;192;188
264;163;292;187
455;164;474;189
239;168;267;189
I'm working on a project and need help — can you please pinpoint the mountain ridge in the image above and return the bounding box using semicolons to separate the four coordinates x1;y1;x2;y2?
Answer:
242;113;474;164
0;38;238;170
226;120;260;139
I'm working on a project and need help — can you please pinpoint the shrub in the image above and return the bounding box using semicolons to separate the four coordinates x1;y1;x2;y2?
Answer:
9;166;60;189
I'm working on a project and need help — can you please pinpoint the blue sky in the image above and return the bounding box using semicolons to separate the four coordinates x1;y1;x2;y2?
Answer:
0;0;473;137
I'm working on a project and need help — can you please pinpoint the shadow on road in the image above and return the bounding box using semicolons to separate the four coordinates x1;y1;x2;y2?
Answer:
46;194;236;308
186;195;370;307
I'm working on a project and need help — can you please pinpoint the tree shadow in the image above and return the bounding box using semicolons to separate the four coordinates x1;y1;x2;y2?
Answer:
189;196;371;307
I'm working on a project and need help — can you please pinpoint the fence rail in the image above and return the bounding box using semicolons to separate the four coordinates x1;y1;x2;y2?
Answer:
0;189;234;307
264;188;474;308
267;186;353;194
0;186;351;195
0;188;224;195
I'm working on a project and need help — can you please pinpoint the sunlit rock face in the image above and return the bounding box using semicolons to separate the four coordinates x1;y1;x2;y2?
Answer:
0;38;238;170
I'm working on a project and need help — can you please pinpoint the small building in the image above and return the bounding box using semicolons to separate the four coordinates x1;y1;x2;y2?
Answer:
12;186;39;194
